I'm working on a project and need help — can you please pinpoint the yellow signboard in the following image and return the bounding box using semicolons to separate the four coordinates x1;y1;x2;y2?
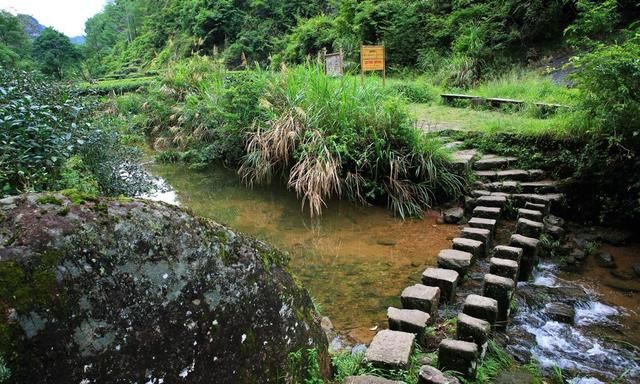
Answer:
361;45;385;72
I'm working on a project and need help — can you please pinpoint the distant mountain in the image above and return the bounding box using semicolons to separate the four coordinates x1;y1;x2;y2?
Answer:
16;14;45;39
70;36;86;45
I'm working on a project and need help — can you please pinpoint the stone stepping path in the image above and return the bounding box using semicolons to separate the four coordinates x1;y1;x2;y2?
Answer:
362;145;569;383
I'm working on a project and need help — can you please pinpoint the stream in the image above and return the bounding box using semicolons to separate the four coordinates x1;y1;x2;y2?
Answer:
146;162;639;382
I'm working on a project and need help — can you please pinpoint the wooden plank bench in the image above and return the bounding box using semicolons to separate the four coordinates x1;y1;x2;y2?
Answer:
486;97;524;108
441;93;484;106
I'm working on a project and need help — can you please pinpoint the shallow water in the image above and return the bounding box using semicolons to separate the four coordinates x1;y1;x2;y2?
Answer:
147;162;459;343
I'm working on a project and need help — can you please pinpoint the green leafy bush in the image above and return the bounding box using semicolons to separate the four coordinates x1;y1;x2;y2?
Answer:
387;81;435;103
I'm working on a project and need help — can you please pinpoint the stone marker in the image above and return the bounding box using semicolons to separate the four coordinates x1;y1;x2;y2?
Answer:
525;201;549;215
468;217;497;236
443;207;465;224
545;303;575;325
452;238;484;259
422;268;459;303
489;257;519;281
492;245;523;264
456;313;491;356
387;307;430;336
460;227;491;255
518;208;543;222
418;365;460;384
345;375;404;384
401;284;440;321
438;339;478;379
516;218;544;238
462;294;498;326
473;206;501;220
510;234;539;281
476;195;507;208
483;274;515;325
366;330;415;369
437;249;473;277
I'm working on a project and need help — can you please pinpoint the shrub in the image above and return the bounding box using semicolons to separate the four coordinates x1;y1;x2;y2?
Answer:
239;65;462;218
387;81;435;103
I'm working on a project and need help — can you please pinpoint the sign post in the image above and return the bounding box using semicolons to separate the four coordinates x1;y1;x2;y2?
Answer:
360;45;385;86
324;50;344;77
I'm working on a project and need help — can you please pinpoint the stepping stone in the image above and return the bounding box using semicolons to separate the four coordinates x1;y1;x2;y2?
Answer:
492;245;523;264
544;222;566;240
468;217;497;236
492;169;544;181
482;181;519;193
519;181;559;194
387;307;430;336
489;257;519;281
462;294;498;326
516;218;544;238
437;249;473;277
476;195;507;208
422;268;459;303
438;339;478;379
525;201;549;215
452;149;479;172
460;227;491;255
452;237;484;259
456;313;491;355
510;193;564;212
443;141;465;149
470;190;491;197
518;208;543;222
345;376;404;384
545;302;575;325
473;155;517;171
483;274;515;325
401;284;440;320
366;330;415;369
510;234;540;281
472;206;501;220
419;365;460;384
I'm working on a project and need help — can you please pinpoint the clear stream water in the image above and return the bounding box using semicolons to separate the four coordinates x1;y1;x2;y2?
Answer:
146;162;640;382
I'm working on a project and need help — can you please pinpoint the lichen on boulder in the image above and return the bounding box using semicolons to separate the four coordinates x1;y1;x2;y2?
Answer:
0;193;329;383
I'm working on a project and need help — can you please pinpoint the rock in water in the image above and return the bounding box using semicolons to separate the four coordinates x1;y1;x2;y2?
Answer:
0;193;329;383
443;207;464;224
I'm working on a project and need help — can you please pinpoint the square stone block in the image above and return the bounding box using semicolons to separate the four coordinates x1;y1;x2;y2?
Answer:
401;284;440;321
489;257;519;281
438;339;478;379
452;237;484;259
437;249;473;278
482;274;515;325
387;307;430;336
473;206;501;220
456;313;491;355
462;294;498;326
461;227;491;255
422;268;459;303
366;330;415;369
468;217;497;236
516;218;544;238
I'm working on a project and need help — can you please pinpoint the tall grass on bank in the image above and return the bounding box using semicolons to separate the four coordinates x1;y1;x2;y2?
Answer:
239;65;463;218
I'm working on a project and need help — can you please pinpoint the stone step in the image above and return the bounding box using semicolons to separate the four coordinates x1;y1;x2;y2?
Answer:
345;375;405;384
462;294;498;326
387;307;430;335
443;141;465;149
509;193;564;212
460;227;491;256
473;155;518;171
477;180;559;194
491;245;523;264
438;339;479;379
366;330;415;369
510;234;540;281
472;206;501;220
482;274;516;324
437;249;473;278
517;208;544;222
418;365;460;384
452;149;480;171
525;201;549;215
401;284;440;320
456;313;491;355
474;169;545;182
452;237;484;259
515;218;544;238
468;217;497;236
422;268;459;303
489;257;519;281
475;195;507;208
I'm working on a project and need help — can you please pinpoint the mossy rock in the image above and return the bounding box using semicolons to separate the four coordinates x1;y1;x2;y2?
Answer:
0;193;329;383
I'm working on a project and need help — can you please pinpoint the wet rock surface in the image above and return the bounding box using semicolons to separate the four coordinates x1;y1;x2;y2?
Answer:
0;193;329;383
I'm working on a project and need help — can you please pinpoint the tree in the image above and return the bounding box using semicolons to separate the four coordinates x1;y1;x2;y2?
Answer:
0;11;31;67
32;27;79;78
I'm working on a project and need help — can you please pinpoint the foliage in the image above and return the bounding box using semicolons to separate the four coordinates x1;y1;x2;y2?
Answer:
32;28;80;79
0;11;31;68
473;340;514;383
565;0;619;48
277;15;338;65
387;80;436;103
287;348;324;384
0;355;9;383
0;67;152;198
239;65;463;217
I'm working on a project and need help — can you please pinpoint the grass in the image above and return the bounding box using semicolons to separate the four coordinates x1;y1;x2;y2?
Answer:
76;76;158;95
411;103;573;137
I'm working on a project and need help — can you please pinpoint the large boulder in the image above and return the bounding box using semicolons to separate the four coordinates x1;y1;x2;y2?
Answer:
0;193;329;383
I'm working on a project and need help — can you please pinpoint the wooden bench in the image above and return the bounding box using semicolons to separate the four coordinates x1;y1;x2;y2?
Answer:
486;97;524;108
441;93;484;106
